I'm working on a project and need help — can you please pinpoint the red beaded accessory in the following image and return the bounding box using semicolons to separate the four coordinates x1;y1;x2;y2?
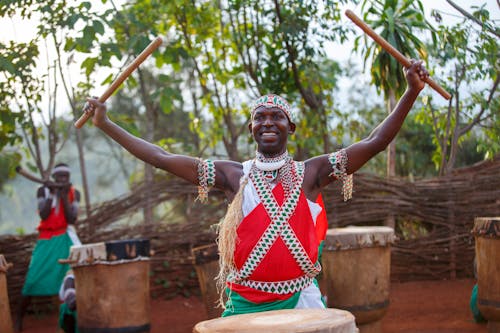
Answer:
251;94;293;122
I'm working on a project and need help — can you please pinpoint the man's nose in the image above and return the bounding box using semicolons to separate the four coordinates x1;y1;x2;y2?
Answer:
263;117;273;126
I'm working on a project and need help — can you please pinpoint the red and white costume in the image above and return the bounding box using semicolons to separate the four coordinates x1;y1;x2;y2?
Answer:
227;160;325;308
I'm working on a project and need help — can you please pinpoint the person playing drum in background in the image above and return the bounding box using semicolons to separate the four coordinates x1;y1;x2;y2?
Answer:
83;60;428;317
15;163;81;332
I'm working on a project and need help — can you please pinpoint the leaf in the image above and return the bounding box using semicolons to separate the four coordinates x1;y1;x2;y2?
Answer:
0;57;16;74
93;20;105;35
100;73;114;86
81;57;97;76
80;2;91;10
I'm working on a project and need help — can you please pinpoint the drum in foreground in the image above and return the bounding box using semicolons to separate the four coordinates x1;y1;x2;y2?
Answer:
472;217;500;333
193;308;358;333
0;255;14;333
322;226;395;333
192;243;223;319
69;239;151;333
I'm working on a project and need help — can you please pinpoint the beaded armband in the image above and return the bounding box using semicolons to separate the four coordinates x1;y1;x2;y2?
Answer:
197;159;215;203
328;149;353;201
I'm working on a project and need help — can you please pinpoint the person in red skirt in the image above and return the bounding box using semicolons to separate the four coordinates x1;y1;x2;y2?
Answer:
15;163;81;332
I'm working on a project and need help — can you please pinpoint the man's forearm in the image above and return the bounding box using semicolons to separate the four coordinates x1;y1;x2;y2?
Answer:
38;198;52;220
98;119;168;168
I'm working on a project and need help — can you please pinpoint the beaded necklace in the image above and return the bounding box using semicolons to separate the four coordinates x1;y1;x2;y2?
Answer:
252;150;299;199
255;150;288;170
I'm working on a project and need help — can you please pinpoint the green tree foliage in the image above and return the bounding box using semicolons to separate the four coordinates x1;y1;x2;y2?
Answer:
1;0;497;188
355;0;436;180
140;0;356;160
0;0;113;182
0;40;39;151
358;0;434;98
417;4;499;175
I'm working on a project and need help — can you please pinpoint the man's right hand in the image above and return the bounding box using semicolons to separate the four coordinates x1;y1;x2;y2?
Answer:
43;180;56;193
84;97;108;128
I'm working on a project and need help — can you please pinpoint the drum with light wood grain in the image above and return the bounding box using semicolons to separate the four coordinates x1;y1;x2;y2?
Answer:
473;217;500;333
193;308;358;333
192;243;223;319
0;255;14;333
322;227;395;333
69;239;151;333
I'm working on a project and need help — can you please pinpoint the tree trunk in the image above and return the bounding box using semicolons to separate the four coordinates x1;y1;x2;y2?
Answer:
386;90;397;178
70;101;91;233
74;129;91;222
138;68;155;225
385;90;397;229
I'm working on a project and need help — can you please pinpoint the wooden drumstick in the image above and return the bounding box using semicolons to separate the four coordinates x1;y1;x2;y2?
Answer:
345;10;451;100
74;36;164;128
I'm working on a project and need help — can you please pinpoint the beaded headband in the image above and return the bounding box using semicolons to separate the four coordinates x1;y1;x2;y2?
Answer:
251;94;293;123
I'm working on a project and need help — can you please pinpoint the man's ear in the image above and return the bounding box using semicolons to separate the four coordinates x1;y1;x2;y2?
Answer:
288;122;296;134
248;122;253;133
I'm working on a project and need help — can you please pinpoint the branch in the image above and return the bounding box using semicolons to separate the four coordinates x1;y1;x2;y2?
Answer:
15;166;68;188
273;0;319;109
458;74;500;136
446;0;500;38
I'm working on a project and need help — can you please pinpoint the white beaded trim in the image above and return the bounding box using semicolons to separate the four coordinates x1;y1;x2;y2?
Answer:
197;159;215;203
231;159;321;294
328;149;353;201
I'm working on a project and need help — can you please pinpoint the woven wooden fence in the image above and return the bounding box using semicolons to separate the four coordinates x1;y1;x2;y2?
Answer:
2;157;499;307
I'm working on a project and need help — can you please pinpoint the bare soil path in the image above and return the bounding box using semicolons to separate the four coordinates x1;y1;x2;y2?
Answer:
19;278;487;333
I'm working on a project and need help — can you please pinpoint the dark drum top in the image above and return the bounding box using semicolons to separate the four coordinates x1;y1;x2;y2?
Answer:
472;217;500;238
105;239;151;260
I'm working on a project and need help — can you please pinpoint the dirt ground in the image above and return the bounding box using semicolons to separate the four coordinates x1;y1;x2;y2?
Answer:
18;278;487;333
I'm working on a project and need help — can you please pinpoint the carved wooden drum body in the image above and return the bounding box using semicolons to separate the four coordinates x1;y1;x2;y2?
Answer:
472;217;500;333
69;239;151;333
0;255;14;333
192;243;223;319
193;308;358;333
322;227;395;333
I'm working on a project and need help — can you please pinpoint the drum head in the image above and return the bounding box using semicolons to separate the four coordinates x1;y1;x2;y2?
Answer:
325;226;395;251
69;239;150;265
69;242;107;264
193;308;357;333
105;239;150;260
472;217;500;238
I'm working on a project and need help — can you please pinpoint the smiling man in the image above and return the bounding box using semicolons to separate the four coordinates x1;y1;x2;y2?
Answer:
84;60;428;316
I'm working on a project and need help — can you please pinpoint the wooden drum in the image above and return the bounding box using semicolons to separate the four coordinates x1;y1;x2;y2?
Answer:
193;308;358;333
322;227;395;333
192;243;223;319
0;255;14;333
472;217;500;333
69;239;151;333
